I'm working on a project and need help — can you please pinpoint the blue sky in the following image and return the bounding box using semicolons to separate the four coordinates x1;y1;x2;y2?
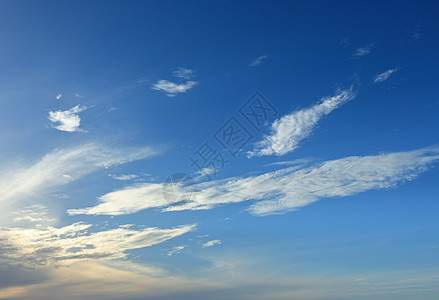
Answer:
1;1;439;299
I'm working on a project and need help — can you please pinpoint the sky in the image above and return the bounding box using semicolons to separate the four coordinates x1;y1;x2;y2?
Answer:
0;1;439;299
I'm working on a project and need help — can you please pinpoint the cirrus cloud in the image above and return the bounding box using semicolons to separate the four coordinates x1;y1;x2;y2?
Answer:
249;87;357;157
68;146;439;217
374;69;397;83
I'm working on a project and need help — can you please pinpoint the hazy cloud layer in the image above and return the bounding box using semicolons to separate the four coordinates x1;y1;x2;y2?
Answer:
2;257;438;300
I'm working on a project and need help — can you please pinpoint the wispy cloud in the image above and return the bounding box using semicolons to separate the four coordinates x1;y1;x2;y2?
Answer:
249;55;267;67
69;146;439;217
151;80;198;97
137;77;148;84
374;69;397;83
56;94;62;100
0;143;158;211
0;222;195;265
265;158;314;167
167;245;186;256
67;182;166;215
173;67;195;79
351;44;373;58
48;105;87;132
109;174;139;181
412;23;422;40
249;87;356;157
176;146;439;216
202;239;221;247
12;204;55;226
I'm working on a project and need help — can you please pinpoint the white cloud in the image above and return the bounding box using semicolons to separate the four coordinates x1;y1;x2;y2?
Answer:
249;87;356;157
0;222;196;265
0;143;158;213
351;44;373;58
167;245;186;256
109;174;139;181
374;69;397;83
48;105;87;132
69;146;439;217
56;94;62;100
12;204;55;225
198;167;218;176
67;182;166;216
175;146;439;216
265;158;314;167
73;93;82;98
202;239;221;247
173;68;195;79
249;55;267;67
151;80;198;97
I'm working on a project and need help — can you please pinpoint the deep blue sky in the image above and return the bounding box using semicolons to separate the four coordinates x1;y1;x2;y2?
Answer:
0;1;439;299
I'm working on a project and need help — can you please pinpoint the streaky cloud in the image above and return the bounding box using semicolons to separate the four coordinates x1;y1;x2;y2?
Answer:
202;239;221;247
67;182;166;216
351;44;373;58
0;222;196;265
374;69;397;83
167;245;186;256
0;143;158;207
109;174;139;181
70;146;439;217
249;55;267;67
249;87;357;157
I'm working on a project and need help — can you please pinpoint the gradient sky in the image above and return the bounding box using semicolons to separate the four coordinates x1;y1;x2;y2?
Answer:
1;1;439;299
